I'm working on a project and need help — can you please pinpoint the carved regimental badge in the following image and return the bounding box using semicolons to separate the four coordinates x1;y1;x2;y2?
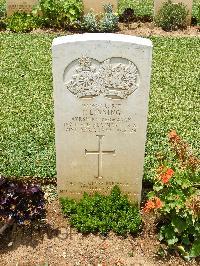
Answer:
64;57;139;100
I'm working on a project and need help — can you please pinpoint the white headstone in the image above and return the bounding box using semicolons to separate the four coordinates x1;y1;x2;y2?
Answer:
6;0;38;17
52;34;152;203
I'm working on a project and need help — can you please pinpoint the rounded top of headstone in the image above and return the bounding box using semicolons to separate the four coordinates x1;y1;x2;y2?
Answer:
52;33;153;48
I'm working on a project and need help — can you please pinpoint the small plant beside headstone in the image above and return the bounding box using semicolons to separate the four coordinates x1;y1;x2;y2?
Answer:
60;186;142;236
0;176;46;234
143;131;200;259
155;0;189;31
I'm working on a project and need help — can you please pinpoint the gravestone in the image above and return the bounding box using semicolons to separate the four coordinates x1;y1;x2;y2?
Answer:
154;0;193;25
52;33;152;203
83;0;118;14
6;0;38;17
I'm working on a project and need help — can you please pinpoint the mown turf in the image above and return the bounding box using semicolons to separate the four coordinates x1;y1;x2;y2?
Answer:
0;33;55;177
0;33;200;179
146;37;200;180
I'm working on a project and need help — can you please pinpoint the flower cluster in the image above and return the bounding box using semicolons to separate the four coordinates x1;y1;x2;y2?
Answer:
143;131;200;258
159;168;174;184
143;197;163;213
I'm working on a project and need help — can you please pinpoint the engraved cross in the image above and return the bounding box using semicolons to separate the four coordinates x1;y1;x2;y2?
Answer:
85;135;115;179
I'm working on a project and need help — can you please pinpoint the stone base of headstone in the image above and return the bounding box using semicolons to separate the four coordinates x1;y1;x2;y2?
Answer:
154;0;193;25
6;0;38;17
83;0;118;14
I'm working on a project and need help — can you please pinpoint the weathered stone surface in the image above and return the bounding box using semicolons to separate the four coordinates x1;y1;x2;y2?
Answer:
83;0;118;14
6;0;38;16
52;33;152;203
154;0;193;25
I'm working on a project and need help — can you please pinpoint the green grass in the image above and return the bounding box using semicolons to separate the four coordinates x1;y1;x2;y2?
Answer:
146;37;200;180
0;33;200;180
0;33;55;177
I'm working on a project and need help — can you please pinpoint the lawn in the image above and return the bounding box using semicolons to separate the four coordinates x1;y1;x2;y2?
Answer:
0;33;200;179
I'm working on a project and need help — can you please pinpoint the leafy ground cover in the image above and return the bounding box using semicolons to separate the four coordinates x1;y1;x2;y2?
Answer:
0;33;200;180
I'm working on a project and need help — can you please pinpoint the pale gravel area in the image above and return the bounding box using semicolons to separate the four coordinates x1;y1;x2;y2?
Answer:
0;200;199;266
118;22;200;37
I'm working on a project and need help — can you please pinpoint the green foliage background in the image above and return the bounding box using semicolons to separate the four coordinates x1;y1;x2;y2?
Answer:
118;0;200;20
0;34;200;180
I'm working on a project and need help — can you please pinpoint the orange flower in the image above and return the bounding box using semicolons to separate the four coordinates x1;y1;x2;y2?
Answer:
160;168;174;184
154;197;163;209
143;197;163;213
166;168;174;176
161;175;171;184
143;200;155;213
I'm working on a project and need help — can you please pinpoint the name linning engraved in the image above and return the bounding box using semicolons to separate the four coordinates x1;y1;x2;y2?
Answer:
64;56;139;100
64;103;137;133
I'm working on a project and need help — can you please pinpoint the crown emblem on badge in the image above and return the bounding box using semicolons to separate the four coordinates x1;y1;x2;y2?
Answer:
64;56;139;100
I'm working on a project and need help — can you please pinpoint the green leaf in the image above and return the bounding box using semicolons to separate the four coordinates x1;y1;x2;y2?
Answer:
159;225;178;245
153;183;163;192
172;217;187;233
190;240;200;258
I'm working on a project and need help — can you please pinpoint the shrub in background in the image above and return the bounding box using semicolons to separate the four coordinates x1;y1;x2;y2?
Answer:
143;131;200;259
6;12;41;32
197;4;200;25
99;4;119;32
81;11;99;32
155;0;188;31
192;1;200;25
63;0;83;25
82;4;118;33
34;0;83;28
0;0;6;29
118;0;153;21
0;0;6;18
60;186;141;236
